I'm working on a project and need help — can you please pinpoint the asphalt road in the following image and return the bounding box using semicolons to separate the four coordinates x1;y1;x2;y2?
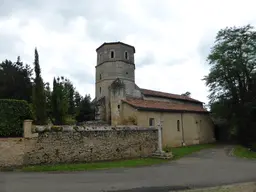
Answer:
0;146;256;192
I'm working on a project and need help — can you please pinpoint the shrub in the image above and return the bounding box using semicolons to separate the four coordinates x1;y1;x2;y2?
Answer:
50;125;63;132
0;99;33;137
64;116;77;125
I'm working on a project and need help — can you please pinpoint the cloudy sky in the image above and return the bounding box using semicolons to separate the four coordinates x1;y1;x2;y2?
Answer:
1;0;256;104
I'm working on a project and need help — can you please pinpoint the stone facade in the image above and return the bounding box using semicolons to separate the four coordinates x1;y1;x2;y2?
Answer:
0;126;158;167
94;42;215;147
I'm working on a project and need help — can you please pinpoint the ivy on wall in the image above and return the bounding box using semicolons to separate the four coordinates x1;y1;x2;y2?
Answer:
110;78;125;95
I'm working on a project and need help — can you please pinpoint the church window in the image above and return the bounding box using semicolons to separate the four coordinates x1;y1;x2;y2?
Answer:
149;118;155;126
100;87;101;94
99;53;102;61
118;105;120;109
124;51;129;59
100;74;102;80
177;120;180;132
110;51;115;58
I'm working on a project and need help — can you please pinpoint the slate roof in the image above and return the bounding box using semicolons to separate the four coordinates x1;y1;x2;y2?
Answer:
140;88;203;104
122;98;208;113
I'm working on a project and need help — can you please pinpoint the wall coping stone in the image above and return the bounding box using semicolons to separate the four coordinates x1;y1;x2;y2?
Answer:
34;125;158;133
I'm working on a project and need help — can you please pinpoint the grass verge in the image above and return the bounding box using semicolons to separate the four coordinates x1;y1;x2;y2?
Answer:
22;158;168;172
21;144;215;172
233;145;256;159
164;143;215;160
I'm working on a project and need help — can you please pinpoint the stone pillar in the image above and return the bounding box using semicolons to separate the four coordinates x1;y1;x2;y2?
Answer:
23;120;38;138
152;120;173;159
157;121;164;152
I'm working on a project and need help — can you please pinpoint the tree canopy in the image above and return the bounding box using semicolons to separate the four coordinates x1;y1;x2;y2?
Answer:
204;25;256;145
0;57;32;102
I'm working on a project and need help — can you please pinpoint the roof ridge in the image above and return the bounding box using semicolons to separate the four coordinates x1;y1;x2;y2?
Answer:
140;88;202;103
122;98;208;113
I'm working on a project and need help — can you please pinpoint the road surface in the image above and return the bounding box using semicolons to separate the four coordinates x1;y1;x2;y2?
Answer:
0;146;256;192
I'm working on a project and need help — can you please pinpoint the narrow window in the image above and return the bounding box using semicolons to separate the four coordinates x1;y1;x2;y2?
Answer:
126;72;128;75
100;87;101;94
99;53;102;61
110;51;115;58
149;118;155;126
100;74;102;80
124;51;128;59
118;105;120;109
177;120;180;132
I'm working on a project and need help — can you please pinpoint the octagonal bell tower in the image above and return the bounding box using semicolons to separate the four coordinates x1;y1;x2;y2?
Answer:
95;42;136;123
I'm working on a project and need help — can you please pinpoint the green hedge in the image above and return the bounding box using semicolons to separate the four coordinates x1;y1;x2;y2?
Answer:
0;99;33;137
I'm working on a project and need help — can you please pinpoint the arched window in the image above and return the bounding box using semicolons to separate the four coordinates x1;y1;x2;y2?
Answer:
124;51;129;59
99;53;102;61
177;120;180;132
110;51;115;58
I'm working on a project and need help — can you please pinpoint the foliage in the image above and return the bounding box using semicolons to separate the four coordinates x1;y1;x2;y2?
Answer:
32;48;47;125
110;78;125;94
65;80;76;116
75;94;94;122
0;99;33;137
50;125;63;132
0;57;33;102
44;82;52;121
204;25;256;145
64;116;77;125
0;48;93;126
51;77;70;125
233;145;256;159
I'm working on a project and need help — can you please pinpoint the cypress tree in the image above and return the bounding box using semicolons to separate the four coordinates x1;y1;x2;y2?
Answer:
32;48;47;125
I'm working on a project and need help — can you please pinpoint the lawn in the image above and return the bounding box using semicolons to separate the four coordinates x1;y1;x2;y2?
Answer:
233;145;256;159
164;143;215;160
21;144;215;172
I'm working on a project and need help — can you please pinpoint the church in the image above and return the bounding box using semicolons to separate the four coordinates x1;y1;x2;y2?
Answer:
94;42;215;147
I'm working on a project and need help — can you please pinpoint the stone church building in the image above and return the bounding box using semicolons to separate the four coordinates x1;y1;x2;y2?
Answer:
94;42;215;147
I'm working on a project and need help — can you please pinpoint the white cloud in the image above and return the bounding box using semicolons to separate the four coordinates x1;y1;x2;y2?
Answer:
0;0;256;103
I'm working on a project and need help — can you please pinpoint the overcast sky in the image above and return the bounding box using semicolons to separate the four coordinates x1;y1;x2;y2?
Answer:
1;0;256;104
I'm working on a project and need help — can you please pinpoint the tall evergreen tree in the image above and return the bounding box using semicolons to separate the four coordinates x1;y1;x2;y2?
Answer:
64;79;75;116
51;77;69;124
32;48;47;125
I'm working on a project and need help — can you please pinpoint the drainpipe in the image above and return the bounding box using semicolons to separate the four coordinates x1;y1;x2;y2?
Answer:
181;113;185;146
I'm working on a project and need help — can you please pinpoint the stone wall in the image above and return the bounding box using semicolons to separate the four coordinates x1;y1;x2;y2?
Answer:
0;126;158;167
0;138;25;167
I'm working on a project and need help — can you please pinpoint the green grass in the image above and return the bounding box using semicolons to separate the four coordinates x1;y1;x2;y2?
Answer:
21;144;215;172
233;145;256;159
22;158;168;172
164;143;215;160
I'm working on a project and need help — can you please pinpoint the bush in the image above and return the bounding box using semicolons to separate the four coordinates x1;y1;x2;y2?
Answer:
64;116;77;125
0;99;33;137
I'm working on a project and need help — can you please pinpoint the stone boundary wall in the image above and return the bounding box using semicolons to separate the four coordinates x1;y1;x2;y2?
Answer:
0;121;158;167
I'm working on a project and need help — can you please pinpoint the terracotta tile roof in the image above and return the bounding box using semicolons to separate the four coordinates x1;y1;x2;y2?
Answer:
140;88;203;103
122;98;208;113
